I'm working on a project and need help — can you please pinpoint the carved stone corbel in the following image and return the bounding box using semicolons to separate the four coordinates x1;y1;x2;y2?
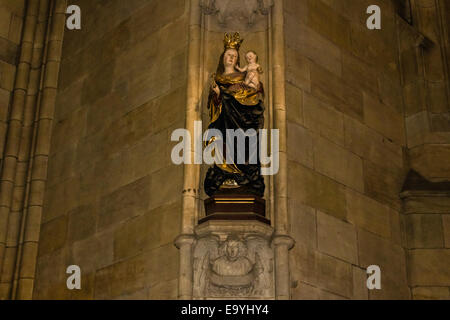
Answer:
200;0;274;30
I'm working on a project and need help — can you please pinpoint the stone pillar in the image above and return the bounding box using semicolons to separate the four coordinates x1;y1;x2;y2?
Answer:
401;171;450;299
1;0;51;299
0;0;41;299
175;235;196;300
272;0;288;234
177;0;202;300
398;2;450;299
14;0;67;300
272;235;294;300
271;0;294;300
0;0;67;300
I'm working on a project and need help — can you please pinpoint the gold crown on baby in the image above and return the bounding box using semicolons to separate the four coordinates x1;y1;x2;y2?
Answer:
223;32;243;51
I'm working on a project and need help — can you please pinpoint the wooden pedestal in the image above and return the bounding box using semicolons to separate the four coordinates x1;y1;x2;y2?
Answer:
201;195;269;225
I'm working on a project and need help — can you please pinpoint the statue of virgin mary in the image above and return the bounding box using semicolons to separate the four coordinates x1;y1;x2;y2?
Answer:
204;33;265;197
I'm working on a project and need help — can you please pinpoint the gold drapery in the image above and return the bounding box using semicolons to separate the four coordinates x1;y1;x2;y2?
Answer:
215;72;263;107
206;72;264;177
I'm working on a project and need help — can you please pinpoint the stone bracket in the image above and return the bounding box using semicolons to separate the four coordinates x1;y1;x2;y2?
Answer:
192;220;275;299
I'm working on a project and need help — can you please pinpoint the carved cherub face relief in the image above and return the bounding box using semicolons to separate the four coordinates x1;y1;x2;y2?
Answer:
223;49;238;68
245;51;257;64
225;240;241;261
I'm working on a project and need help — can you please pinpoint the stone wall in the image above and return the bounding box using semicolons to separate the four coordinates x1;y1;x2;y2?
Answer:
285;0;411;299
1;0;447;300
33;0;188;299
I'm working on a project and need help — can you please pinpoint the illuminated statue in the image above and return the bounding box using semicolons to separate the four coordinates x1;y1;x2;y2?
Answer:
204;33;265;197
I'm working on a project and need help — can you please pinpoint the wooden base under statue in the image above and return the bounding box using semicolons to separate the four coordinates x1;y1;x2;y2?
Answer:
201;194;269;225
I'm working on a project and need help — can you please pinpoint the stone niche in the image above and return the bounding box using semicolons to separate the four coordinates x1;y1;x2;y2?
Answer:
193;220;274;299
187;0;283;300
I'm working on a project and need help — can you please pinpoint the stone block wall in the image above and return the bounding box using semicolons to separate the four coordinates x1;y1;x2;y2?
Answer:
285;0;411;300
33;0;188;299
0;0;446;300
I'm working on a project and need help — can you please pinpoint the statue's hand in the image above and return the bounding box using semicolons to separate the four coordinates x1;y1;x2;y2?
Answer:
210;73;220;96
211;81;220;96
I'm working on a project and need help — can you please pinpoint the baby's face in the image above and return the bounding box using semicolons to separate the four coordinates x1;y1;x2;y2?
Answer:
246;52;257;64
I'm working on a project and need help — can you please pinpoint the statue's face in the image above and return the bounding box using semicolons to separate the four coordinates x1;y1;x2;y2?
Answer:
223;49;238;68
226;241;240;261
246;51;257;64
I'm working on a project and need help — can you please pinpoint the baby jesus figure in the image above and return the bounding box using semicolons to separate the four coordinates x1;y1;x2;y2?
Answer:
236;50;263;90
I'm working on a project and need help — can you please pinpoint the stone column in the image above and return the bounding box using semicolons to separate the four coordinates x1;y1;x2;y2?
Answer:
272;235;294;300
0;0;41;299
1;0;51;299
14;0;67;300
175;235;196;300
177;0;202;300
401;171;450;299
271;0;294;300
0;0;69;300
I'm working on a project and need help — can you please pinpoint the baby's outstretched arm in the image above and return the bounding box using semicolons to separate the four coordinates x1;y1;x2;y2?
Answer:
235;65;247;72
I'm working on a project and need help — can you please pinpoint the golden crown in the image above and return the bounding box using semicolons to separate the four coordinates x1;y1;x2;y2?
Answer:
223;32;243;51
